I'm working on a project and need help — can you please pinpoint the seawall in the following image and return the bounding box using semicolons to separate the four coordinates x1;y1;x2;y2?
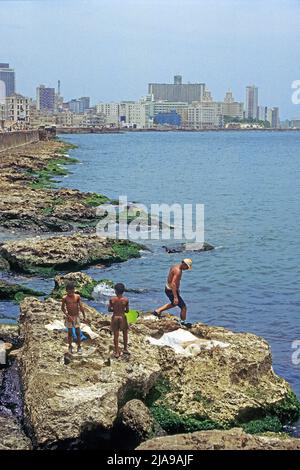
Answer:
0;130;40;152
0;127;57;152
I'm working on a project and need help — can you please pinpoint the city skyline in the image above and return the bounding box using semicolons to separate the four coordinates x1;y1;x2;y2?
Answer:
1;0;299;119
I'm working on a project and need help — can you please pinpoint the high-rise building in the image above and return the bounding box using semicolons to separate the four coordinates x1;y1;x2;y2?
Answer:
67;97;90;114
78;97;90;113
245;85;258;120
0;63;16;97
36;84;55;112
267;107;280;128
148;75;205;103
257;105;268;122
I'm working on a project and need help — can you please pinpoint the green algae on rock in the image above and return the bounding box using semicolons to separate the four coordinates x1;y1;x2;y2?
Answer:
0;139;113;232
16;299;300;448
0;280;44;303
0;233;143;276
51;272;106;300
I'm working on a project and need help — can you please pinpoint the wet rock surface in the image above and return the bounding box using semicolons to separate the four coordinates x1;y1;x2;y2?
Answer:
0;140;111;233
0;279;44;302
136;427;300;450
117;399;166;447
0;412;32;450
14;296;300;449
162;242;214;253
0;233;143;276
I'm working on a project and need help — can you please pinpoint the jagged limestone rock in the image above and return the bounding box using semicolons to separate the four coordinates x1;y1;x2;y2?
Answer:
16;297;300;448
0;234;142;276
136;427;300;450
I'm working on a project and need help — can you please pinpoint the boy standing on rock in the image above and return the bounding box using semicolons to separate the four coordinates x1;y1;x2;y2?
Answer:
62;282;86;354
108;283;130;358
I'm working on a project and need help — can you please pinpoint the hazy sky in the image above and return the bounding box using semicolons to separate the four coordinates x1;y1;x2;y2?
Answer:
1;0;299;118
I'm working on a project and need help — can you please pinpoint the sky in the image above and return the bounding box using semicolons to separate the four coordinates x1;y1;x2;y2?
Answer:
0;0;300;118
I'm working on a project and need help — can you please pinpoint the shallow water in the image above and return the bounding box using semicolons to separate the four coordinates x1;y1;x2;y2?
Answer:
1;130;300;433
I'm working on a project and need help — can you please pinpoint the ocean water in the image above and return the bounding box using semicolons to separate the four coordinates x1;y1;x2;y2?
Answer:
1;130;300;430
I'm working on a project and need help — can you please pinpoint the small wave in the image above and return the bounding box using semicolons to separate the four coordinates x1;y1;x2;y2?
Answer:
93;282;115;299
214;246;224;250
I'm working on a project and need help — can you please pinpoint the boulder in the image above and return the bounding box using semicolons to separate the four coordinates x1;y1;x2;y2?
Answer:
0;413;32;450
136;427;300;450
162;242;214;254
0;279;45;302
0;323;19;344
18;297;161;448
17;297;300;449
117;399;165;445
51;272;100;300
51;272;146;300
0;234;142;276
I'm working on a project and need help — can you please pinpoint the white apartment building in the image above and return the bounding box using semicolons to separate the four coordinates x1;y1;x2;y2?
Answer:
119;101;147;128
5;93;30;123
55;111;74;127
187;89;222;128
96;102;120;125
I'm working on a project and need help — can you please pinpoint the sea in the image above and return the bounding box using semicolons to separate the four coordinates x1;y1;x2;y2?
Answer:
1;130;299;432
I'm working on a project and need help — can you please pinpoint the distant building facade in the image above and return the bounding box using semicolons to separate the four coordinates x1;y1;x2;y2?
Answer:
291;117;300;128
257;105;268;122
119;101;147;128
245;85;258;119
5;93;30;123
187;89;222;128
36;85;55;112
154;111;181;126
96;102;120;125
267;107;280;128
0;63;15;97
153;100;188;124
149;75;205;103
221;90;244;120
68;96;90;114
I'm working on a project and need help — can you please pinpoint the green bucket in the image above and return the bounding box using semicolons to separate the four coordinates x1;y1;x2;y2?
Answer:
125;309;139;324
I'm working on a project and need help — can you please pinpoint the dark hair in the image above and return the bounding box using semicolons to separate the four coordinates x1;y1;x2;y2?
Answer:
66;281;76;291
115;283;125;295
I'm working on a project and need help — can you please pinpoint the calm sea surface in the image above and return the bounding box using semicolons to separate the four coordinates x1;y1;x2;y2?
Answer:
1;131;300;430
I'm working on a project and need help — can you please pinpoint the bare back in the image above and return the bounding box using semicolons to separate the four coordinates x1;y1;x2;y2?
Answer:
109;296;129;317
167;264;182;291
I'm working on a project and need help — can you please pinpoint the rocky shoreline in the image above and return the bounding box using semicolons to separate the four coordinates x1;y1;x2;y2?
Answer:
1;295;300;450
0;139;112;233
0;137;300;450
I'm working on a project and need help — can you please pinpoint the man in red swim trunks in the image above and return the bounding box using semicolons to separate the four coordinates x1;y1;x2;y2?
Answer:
153;258;192;322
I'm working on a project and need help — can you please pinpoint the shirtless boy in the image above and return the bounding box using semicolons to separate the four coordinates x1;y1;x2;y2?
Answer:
153;258;192;321
108;283;130;358
62;282;86;354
